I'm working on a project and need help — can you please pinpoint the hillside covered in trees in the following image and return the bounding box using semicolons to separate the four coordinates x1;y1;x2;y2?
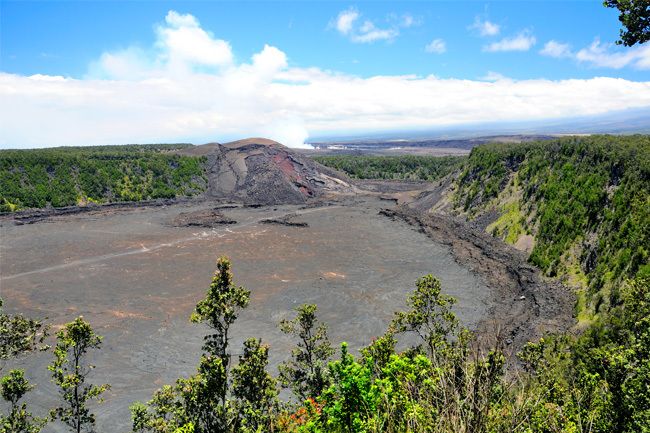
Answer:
313;155;465;182
0;144;206;212
450;135;649;317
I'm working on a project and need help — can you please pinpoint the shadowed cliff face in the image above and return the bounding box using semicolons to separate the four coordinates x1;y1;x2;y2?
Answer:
180;138;355;205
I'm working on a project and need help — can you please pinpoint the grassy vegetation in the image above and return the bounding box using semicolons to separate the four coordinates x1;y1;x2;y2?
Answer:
0;144;207;212
454;135;650;314
313;154;465;182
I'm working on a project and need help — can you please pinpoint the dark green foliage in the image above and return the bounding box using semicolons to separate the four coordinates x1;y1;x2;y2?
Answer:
231;338;278;432
279;304;334;401
604;0;650;46
133;257;278;433
454;135;650;311
116;258;647;432
0;301;49;432
190;256;251;364
0;299;49;364
0;144;206;211
292;275;507;433
391;274;460;359
515;276;650;433
359;332;397;376
276;277;649;433
130;383;197;433
0;370;47;433
48;317;110;433
313;155;465;182
178;355;231;433
130;353;233;433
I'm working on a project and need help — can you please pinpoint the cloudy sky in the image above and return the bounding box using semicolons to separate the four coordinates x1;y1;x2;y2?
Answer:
1;1;650;148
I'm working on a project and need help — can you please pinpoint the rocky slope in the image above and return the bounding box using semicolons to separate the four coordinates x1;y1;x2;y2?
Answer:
407;135;650;317
179;138;355;205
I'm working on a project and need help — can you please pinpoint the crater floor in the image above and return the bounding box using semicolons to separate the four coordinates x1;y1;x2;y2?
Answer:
0;196;491;432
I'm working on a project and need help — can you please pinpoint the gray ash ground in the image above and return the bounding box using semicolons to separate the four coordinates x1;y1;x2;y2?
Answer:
1;196;494;433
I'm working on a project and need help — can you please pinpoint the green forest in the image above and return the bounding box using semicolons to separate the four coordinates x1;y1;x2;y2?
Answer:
0;144;206;212
313;155;465;182
452;135;649;316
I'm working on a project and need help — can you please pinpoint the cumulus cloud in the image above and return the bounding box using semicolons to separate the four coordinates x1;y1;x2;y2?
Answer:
576;38;650;69
332;8;405;44
537;38;650;70
484;31;536;52
335;8;359;35
425;39;446;54
88;10;233;79
470;17;500;37
158;11;233;68
540;40;572;58
2;11;650;149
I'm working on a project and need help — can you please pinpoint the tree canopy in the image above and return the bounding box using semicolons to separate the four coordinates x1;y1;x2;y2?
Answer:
605;0;650;46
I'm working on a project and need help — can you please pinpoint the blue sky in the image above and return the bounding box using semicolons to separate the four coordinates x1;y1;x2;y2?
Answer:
2;1;646;80
1;1;649;147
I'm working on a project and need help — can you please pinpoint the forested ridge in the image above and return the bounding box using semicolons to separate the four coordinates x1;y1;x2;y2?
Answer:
313;155;465;182
0;144;206;212
452;135;649;316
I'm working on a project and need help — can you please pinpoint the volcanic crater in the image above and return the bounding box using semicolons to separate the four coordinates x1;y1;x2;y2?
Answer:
0;138;573;433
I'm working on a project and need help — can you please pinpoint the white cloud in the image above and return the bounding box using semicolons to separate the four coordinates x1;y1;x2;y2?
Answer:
88;10;233;80
165;10;199;28
576;38;650;69
470;17;500;37
252;45;288;75
536;38;650;70
351;20;398;43
335;8;359;35
2;11;650;149
401;14;416;28
332;8;403;44
540;40;572;58
158;11;233;68
425;39;446;54
484;31;536;52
